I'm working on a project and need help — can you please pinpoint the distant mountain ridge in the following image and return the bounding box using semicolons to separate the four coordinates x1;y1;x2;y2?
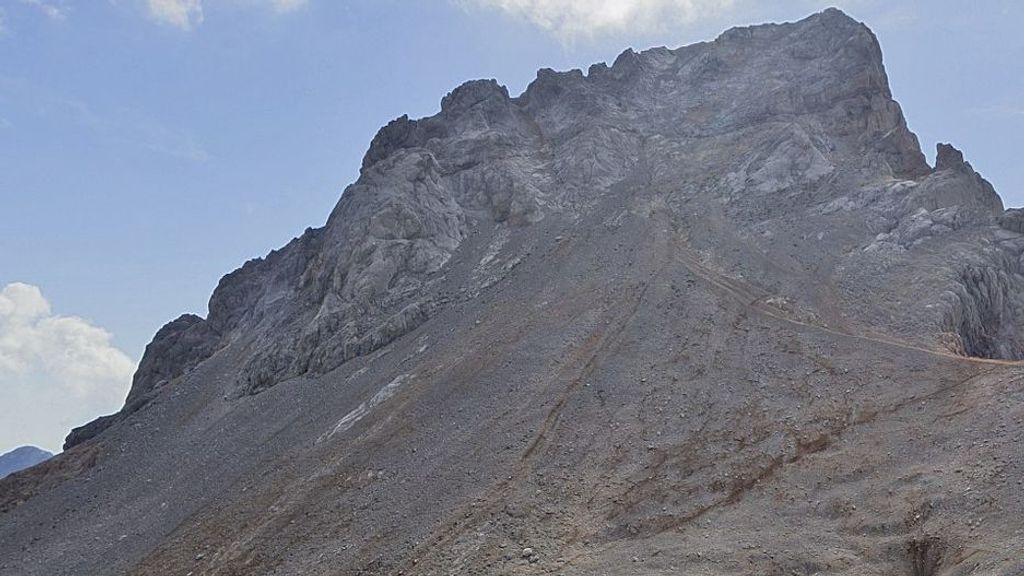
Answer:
0;447;52;480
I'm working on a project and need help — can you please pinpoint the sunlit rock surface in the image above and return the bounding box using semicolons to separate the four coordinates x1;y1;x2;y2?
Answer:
3;9;1023;576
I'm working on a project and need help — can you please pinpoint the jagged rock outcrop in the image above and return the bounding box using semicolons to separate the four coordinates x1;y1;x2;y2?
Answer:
997;207;1024;233
64;314;221;449
126;314;221;405
862;143;1002;250
5;9;1024;576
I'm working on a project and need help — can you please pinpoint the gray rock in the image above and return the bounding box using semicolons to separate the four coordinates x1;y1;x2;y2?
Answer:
5;8;1024;576
64;313;221;450
998;208;1024;233
935;142;966;172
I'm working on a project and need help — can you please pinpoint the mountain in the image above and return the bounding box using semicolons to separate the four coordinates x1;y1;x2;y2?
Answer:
2;8;1023;575
0;447;52;480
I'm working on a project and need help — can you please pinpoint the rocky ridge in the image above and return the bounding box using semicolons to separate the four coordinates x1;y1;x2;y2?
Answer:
70;9;1022;451
5;8;1024;576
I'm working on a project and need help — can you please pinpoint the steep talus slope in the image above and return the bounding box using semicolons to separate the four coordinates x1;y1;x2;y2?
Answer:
2;9;1023;575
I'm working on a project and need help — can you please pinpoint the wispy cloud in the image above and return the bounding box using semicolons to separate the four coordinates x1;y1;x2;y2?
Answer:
460;0;737;42
0;74;211;163
146;0;307;30
112;107;212;162
17;0;68;21
0;1;67;37
967;103;1024;119
270;0;308;13
147;0;203;30
0;283;135;453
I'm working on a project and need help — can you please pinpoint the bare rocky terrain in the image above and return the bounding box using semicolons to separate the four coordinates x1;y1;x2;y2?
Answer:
2;8;1022;575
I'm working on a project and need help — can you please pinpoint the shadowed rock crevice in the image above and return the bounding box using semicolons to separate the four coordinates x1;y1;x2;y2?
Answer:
907;536;945;576
944;260;1024;360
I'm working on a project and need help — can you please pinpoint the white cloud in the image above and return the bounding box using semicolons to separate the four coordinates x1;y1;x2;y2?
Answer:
147;0;203;30
462;0;737;41
146;0;307;30
0;283;135;453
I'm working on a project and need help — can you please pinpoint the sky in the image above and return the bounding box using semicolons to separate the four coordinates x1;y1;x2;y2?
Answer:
0;0;1021;454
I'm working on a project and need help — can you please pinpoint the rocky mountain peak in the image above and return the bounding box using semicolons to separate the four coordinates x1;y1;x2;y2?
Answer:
439;78;510;114
18;13;1023;575
68;8;946;450
935;141;967;171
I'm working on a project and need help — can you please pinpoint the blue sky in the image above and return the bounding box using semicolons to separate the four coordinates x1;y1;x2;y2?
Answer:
1;0;1022;453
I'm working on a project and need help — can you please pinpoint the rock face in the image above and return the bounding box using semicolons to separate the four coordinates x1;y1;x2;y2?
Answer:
64;313;222;449
0;447;51;480
3;9;1023;576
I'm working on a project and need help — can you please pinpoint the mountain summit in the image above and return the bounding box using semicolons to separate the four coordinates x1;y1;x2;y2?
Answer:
3;9;1022;575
